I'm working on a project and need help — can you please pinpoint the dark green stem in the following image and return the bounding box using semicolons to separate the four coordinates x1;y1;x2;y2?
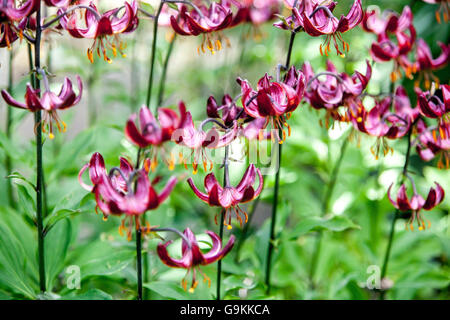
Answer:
308;135;349;287
379;128;412;300
157;34;176;106
34;5;46;293
5;49;14;208
145;2;163;109
217;144;230;300
136;227;143;300
216;209;225;300
265;30;296;295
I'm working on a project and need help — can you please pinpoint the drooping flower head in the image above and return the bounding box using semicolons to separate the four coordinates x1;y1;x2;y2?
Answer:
416;84;449;120
78;152;177;240
59;1;139;63
275;0;363;56
350;86;419;159
237;67;305;143
0;0;39;48
170;2;233;54
388;180;445;231
188;164;263;229
172;109;238;174
125;103;187;171
302;59;372;127
157;228;235;292
414;39;450;89
1;75;83;139
363;6;417;82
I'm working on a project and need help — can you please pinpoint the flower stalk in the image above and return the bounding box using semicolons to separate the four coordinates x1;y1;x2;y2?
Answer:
157;34;176;106
136;226;143;300
265;30;297;295
146;1;164;109
379;127;413;300
217;144;230;300
5;49;14;208
33;4;46;293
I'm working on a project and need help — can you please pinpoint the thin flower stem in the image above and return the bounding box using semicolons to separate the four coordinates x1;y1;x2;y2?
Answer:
216;209;225;300
5;49;15;209
308;136;349;288
33;5;46;293
379;128;413;300
146;2;164;110
217;144;230;300
136;227;143;300
265;30;296;295
157;34;176;106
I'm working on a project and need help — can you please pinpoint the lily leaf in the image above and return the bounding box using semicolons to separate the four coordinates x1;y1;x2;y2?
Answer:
288;216;360;240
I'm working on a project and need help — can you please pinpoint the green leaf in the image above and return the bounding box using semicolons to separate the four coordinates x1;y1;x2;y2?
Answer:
44;208;81;234
0;218;36;299
62;289;113;300
7;171;36;190
288;216;360;240
45;219;72;290
144;281;190;300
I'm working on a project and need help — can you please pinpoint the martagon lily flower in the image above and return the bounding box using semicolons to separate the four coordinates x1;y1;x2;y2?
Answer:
350;86;419;159
1;75;83;139
0;0;39;48
170;2;233;54
237;68;305;143
125;103;187;171
173;110;238;174
59;0;139;63
388;181;445;231
414;39;450;89
416;84;450;119
157;228;235;292
275;0;363;56
187;164;263;229
78;152;177;240
363;6;417;81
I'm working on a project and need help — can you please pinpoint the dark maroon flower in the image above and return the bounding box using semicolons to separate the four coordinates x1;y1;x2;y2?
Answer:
125;103;187;171
416;84;449;119
1;75;83;139
187;164;263;229
275;0;362;56
207;94;247;127
0;0;39;48
78;152;177;240
59;1;139;63
302;60;371;126
237;68;305;143
350;86;418;159
414;39;450;89
157;228;235;292
388;181;445;230
170;3;232;54
364;6;417;82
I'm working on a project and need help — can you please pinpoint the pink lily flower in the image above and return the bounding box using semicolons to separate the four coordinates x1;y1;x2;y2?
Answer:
187;164;263;229
157;228;235;292
416;120;450;169
414;39;450;89
59;1;139;63
1;75;83;139
78;152;177;240
388;181;445;230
